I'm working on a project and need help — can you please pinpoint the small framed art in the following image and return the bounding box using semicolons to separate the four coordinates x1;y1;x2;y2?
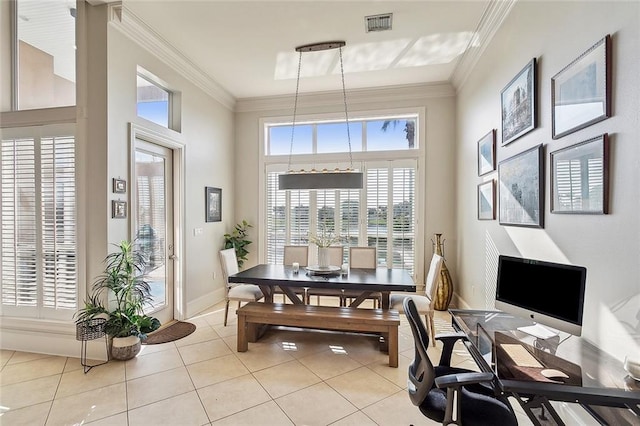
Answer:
113;178;126;194
498;144;544;228
205;187;222;222
551;134;609;214
501;58;536;146
478;180;495;220
478;129;496;176
552;35;611;139
112;200;127;219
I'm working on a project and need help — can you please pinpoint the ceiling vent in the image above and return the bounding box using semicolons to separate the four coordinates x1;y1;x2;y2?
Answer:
365;13;393;33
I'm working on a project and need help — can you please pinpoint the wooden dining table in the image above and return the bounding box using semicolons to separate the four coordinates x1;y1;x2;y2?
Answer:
228;264;416;309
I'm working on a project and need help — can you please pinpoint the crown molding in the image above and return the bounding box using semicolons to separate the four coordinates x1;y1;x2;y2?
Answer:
235;82;455;113
107;3;235;110
450;0;517;91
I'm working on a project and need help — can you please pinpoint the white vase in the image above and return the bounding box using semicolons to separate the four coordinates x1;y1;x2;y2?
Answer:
318;247;330;268
111;335;141;360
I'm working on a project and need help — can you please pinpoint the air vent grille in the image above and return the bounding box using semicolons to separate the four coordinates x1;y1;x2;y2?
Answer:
365;13;392;32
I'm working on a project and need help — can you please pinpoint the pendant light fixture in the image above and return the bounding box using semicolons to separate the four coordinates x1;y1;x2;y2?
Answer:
278;41;364;190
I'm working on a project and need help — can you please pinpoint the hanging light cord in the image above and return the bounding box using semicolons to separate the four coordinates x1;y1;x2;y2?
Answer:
287;51;303;172
287;43;353;173
339;46;354;171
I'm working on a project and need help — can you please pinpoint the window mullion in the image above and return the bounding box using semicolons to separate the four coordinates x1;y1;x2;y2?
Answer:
33;135;44;313
387;164;393;268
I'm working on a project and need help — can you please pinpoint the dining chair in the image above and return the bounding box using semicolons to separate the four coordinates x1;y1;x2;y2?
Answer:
282;245;309;303
349;246;377;268
219;248;263;326
307;246;344;305
389;253;443;345
403;298;517;425
345;246;381;307
283;245;309;267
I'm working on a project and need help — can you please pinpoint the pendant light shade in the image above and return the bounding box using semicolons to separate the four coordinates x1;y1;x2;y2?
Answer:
279;171;363;190
278;41;363;191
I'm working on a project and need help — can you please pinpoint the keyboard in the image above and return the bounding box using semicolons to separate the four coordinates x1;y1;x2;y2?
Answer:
500;344;543;368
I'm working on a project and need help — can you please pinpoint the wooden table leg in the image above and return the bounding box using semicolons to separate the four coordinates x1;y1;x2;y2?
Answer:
280;286;304;304
387;326;398;367
237;314;248;352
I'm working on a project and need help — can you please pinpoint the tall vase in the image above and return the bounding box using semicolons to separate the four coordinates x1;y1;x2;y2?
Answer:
318;247;330;268
432;233;453;311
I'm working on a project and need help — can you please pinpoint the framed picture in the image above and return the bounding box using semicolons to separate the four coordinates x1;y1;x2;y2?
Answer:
501;58;536;146
551;134;609;214
478;129;496;176
112;200;127;219
205;187;222;222
552;35;611;139
478;180;495;220
112;178;126;194
498;144;544;228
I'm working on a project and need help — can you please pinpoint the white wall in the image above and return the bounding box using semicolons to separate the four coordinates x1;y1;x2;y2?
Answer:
106;19;235;317
455;1;640;360
234;84;458;287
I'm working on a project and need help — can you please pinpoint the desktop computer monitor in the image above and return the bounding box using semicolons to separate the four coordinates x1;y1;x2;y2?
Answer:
495;255;587;337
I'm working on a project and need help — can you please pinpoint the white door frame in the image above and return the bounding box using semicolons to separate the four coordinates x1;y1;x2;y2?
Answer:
129;123;186;321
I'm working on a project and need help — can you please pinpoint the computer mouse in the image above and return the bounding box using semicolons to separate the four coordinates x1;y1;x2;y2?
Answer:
541;368;569;380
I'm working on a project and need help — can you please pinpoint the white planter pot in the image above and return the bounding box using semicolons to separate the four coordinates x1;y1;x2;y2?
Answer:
111;335;141;360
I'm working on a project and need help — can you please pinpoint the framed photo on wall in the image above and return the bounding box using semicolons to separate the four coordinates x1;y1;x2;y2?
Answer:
478;180;495;220
498;144;544;228
112;178;127;193
551;134;609;214
112;200;127;219
477;129;496;176
501;58;536;146
205;187;222;222
551;35;611;139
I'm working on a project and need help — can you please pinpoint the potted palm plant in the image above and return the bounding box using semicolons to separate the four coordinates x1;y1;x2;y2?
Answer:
75;240;161;360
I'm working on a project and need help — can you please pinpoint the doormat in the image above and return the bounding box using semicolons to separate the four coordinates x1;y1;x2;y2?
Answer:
142;321;196;345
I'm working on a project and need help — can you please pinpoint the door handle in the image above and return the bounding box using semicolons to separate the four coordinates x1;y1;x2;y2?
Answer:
169;254;177;260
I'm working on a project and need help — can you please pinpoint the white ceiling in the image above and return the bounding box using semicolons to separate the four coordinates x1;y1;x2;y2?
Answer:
122;0;492;100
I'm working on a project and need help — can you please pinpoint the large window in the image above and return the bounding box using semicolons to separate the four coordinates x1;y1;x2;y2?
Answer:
264;113;419;275
15;0;76;110
1;126;76;319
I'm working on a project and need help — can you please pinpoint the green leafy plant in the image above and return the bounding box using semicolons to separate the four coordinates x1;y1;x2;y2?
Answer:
75;241;161;338
224;220;252;268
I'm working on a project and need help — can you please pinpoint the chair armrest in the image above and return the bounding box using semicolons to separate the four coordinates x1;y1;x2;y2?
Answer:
435;332;468;367
434;371;495;389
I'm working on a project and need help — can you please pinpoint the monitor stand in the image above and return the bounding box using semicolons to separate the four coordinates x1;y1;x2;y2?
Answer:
517;323;559;340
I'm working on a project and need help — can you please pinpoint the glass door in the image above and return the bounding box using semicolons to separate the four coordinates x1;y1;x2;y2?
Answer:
134;139;174;324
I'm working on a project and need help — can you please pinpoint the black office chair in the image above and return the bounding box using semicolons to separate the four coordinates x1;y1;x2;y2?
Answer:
403;298;518;426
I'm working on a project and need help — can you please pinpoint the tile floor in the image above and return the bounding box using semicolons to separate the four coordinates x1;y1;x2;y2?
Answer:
0;300;533;425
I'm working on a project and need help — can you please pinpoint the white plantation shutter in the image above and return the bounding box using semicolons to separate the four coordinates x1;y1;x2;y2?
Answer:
266;171;286;264
391;168;415;272
1;127;77;317
41;136;76;309
366;167;389;266
289;189;310;245
1;138;37;307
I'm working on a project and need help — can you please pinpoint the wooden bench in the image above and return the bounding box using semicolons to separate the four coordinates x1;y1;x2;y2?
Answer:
236;302;401;367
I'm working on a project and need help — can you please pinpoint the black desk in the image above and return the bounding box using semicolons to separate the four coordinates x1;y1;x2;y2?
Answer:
450;309;640;425
229;264;415;309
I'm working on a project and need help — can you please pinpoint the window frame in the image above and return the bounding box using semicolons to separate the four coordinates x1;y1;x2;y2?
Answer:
136;67;175;130
259;107;425;279
0;123;77;321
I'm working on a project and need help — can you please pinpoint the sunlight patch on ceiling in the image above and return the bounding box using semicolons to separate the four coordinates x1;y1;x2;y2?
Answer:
274;31;478;80
397;31;477;67
340;39;412;72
